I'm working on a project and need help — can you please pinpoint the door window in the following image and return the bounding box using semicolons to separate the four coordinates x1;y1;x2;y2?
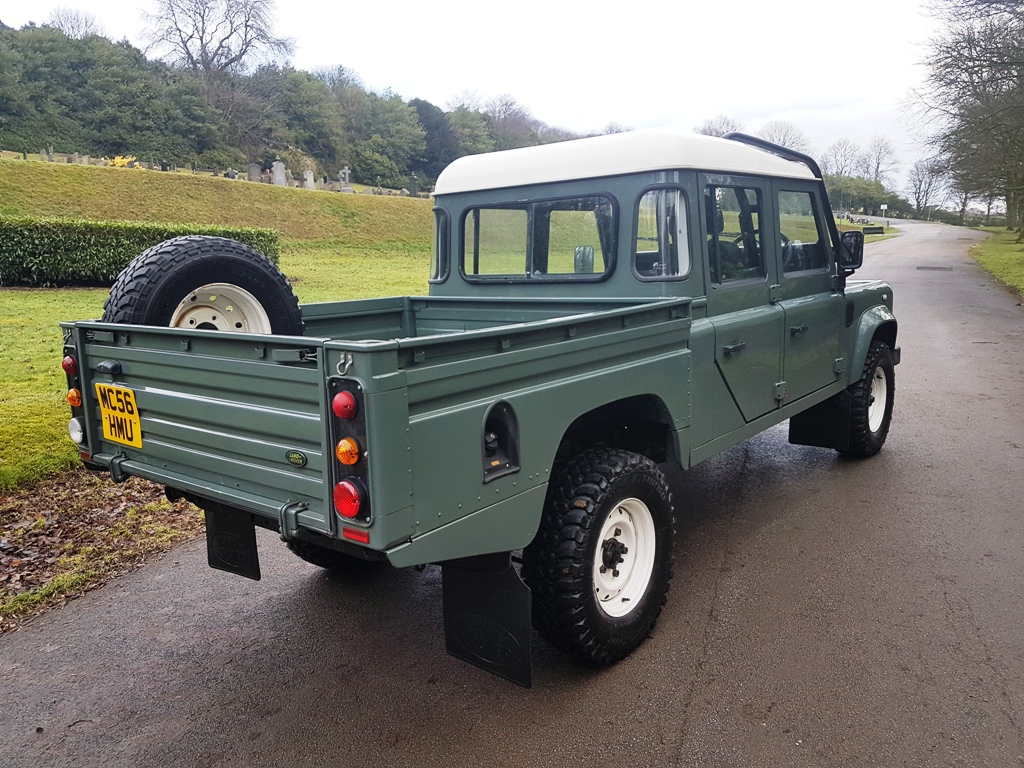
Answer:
778;190;829;274
705;186;764;284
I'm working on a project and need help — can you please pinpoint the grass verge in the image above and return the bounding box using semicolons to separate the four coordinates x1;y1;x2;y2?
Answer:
0;470;203;631
973;228;1024;298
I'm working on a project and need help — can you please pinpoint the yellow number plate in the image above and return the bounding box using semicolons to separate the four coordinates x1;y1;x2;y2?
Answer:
95;383;142;448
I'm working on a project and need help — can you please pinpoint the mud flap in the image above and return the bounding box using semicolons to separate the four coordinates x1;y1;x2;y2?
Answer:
204;503;261;581
789;389;851;451
441;552;532;687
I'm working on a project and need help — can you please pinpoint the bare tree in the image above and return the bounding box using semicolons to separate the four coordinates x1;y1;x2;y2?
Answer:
919;0;1024;234
144;0;294;76
821;139;861;177
756;120;811;153
694;115;744;137
484;94;539;150
602;122;632;135
858;135;900;185
906;159;946;218
46;7;104;38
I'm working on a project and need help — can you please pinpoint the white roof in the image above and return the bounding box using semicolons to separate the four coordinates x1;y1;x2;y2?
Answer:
433;129;818;195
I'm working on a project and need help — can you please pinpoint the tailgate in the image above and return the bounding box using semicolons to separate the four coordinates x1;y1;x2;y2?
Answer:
64;322;331;533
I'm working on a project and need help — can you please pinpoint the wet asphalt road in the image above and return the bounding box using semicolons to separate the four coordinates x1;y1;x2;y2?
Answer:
2;220;1023;767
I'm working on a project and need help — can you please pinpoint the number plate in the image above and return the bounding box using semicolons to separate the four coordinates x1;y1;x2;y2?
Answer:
95;383;142;448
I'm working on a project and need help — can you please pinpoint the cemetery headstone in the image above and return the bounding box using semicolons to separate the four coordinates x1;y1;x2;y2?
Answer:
272;161;287;186
248;163;262;182
303;169;315;190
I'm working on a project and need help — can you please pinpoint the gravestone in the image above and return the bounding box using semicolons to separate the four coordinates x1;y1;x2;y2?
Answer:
226;168;238;179
247;163;262;182
47;146;54;162
303;169;315;190
271;161;287;186
339;166;354;193
82;155;91;165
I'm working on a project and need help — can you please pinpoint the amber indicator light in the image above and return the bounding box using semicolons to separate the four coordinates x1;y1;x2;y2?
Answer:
66;388;83;407
335;437;360;465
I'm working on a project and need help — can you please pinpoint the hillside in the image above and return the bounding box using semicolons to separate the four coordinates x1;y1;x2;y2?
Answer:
0;159;433;248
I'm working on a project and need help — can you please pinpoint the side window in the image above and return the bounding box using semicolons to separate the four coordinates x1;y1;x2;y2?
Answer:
430;207;449;282
706;186;764;284
634;188;690;279
778;191;829;274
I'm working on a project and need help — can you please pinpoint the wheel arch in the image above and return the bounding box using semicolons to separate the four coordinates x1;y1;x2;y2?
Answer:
553;394;680;469
850;306;898;382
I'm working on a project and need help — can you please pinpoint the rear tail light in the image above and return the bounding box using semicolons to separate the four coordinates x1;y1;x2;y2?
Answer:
62;355;79;376
334;480;363;519
68;418;85;444
332;391;358;419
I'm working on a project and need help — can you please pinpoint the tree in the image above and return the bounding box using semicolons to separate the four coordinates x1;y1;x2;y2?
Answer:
756;120;811;152
484;94;539;150
46;7;104;39
821;139;861;178
446;105;493;157
858;135;899;185
144;0;294;76
906;159;946;218
919;0;1024;235
693;115;743;137
409;98;458;182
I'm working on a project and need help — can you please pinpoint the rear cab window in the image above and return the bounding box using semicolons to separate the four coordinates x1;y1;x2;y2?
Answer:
461;195;616;281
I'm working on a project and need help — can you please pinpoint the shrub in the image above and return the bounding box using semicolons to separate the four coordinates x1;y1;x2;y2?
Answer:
0;216;279;286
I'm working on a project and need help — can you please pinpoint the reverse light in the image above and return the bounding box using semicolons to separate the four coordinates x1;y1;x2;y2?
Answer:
333;480;362;519
66;388;83;407
68;417;85;444
332;390;358;419
62;355;79;376
335;437;361;465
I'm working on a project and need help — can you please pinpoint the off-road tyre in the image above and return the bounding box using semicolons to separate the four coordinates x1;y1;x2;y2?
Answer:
286;539;376;575
841;340;895;457
522;449;674;664
102;236;303;335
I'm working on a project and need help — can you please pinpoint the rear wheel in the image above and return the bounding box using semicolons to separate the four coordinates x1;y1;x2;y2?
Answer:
522;449;674;664
102;236;303;335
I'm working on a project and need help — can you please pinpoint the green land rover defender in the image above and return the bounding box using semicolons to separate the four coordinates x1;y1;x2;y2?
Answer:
61;130;898;685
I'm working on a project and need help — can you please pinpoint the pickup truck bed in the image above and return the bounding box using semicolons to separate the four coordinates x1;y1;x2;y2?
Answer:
63;295;691;565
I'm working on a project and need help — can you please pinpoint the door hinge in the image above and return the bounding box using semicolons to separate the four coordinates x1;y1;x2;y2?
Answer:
770;284;781;303
774;381;788;401
834;358;846;375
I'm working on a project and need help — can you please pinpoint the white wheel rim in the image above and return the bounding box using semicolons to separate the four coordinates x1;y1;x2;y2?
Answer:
169;283;272;334
868;366;888;433
593;498;656;618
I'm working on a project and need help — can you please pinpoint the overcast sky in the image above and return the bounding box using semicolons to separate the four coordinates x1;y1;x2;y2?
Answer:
1;0;939;182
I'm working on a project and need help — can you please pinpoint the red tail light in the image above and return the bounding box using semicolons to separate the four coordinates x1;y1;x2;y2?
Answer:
62;355;78;376
333;480;362;519
332;391;358;419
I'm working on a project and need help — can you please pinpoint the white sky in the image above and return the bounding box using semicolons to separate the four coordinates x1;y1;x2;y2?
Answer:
1;0;939;184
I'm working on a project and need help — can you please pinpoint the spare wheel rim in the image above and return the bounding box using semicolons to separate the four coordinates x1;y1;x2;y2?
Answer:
593;497;656;618
169;283;272;334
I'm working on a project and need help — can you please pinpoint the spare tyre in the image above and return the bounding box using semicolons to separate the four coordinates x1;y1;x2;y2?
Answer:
102;235;304;335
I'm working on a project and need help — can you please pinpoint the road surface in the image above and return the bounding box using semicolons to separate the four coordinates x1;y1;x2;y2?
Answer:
2;220;1022;767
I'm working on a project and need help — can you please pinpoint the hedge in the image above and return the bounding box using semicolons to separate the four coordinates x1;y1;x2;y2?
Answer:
0;215;280;287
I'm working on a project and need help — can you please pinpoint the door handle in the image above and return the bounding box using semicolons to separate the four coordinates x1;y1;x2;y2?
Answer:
789;324;809;337
723;341;746;357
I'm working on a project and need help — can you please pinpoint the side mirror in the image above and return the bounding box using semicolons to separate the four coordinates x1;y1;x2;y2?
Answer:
839;230;864;271
574;245;595;274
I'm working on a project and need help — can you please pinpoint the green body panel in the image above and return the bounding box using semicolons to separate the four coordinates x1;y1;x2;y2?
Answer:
63;158;897;569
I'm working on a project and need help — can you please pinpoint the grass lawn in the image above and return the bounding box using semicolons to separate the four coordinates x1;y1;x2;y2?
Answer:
973;227;1024;297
